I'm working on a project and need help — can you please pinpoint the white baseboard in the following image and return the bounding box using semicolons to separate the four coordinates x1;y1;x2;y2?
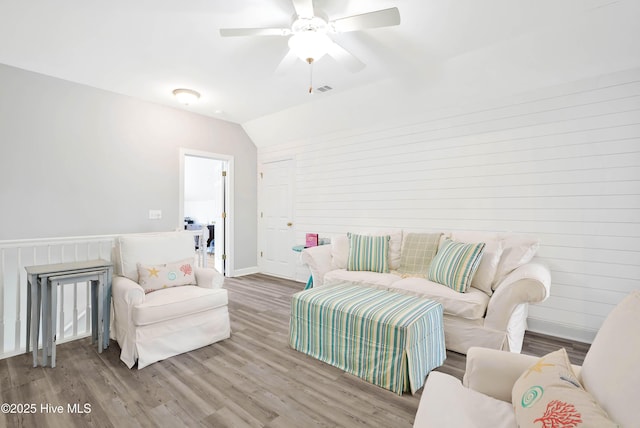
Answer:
527;318;597;344
229;266;260;277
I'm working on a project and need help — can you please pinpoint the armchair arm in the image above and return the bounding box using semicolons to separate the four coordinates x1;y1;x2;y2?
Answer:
462;346;540;402
112;275;145;307
111;275;145;368
484;263;551;332
195;267;224;289
301;245;333;286
463;346;583;403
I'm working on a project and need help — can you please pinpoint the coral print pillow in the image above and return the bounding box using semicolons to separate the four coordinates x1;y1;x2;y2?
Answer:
512;348;618;428
136;260;195;294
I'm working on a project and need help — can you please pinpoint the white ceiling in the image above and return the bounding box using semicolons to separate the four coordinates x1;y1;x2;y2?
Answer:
0;0;638;147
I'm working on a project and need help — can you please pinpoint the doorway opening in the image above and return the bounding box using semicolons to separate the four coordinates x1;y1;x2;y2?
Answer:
179;149;233;275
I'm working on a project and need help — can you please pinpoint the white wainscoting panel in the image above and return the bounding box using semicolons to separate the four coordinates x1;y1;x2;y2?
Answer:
258;70;640;343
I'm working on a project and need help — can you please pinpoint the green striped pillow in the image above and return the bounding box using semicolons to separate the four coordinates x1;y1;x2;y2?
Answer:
428;239;485;293
347;233;390;273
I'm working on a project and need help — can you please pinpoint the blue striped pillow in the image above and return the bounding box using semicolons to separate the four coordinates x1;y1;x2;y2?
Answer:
347;233;390;273
428;239;485;292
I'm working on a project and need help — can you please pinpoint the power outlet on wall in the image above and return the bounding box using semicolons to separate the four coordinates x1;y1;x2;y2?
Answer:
148;209;162;220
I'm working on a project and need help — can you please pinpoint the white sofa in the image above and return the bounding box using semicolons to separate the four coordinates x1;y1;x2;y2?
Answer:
111;232;230;369
301;230;550;354
413;290;639;427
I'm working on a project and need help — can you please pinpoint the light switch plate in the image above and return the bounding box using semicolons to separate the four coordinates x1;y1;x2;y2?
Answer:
149;209;162;220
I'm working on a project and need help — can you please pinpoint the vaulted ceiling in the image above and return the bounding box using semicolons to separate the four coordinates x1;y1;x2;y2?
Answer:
0;0;638;146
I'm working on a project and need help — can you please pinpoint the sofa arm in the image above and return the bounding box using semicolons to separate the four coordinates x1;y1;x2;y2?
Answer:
301;245;333;286
195;267;224;289
484;263;551;332
463;346;540;402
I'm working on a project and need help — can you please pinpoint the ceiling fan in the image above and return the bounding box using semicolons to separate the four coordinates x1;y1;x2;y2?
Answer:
219;0;401;75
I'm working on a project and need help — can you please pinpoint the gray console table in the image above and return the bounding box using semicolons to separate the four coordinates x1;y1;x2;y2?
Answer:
25;259;113;367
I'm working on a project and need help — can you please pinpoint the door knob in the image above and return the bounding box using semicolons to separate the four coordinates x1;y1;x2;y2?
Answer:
287;222;293;227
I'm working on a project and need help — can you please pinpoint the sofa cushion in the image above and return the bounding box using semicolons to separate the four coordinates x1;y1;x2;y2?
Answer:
450;231;504;296
392;277;489;320
347;233;390;273
397;232;442;277
133;286;228;326
493;234;539;289
579;290;639;428
414;371;516;428
136;259;195;294
428;239;485;293
330;234;350;270
117;232;196;281
512;348;617;428
323;269;401;288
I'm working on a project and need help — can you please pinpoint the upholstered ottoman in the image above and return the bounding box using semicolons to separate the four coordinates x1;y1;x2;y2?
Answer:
289;283;446;394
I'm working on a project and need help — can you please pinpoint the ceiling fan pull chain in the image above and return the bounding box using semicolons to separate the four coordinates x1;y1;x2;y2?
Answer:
308;57;314;94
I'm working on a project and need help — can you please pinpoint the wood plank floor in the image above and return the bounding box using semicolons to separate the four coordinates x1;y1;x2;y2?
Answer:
0;274;589;428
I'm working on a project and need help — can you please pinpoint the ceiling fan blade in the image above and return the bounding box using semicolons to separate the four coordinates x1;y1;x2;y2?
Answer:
291;0;315;19
275;49;299;75
220;27;290;37
326;42;365;73
331;7;401;33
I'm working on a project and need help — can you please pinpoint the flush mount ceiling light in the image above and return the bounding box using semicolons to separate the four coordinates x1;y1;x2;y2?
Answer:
172;88;200;105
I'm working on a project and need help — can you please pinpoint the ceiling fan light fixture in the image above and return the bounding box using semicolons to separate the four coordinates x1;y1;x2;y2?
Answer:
288;31;332;62
172;88;200;105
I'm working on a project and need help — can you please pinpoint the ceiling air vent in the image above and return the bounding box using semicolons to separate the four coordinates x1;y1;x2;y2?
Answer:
316;85;333;93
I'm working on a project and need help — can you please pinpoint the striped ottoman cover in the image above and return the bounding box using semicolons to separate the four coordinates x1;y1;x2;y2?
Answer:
289;283;446;395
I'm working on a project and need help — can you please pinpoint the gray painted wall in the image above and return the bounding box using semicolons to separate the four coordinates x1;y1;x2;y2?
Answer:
0;63;257;271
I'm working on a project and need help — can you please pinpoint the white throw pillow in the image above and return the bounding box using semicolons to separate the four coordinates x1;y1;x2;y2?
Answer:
493;234;540;289
330;234;350;270
471;240;503;296
136;259;196;294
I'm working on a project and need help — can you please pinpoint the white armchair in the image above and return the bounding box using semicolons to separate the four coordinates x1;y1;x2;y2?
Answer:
111;231;230;369
413;290;639;427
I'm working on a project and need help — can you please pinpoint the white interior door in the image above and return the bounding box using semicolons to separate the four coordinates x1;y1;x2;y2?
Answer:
260;159;295;278
214;168;226;274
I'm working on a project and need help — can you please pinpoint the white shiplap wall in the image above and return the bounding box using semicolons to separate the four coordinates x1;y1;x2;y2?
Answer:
257;70;640;343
